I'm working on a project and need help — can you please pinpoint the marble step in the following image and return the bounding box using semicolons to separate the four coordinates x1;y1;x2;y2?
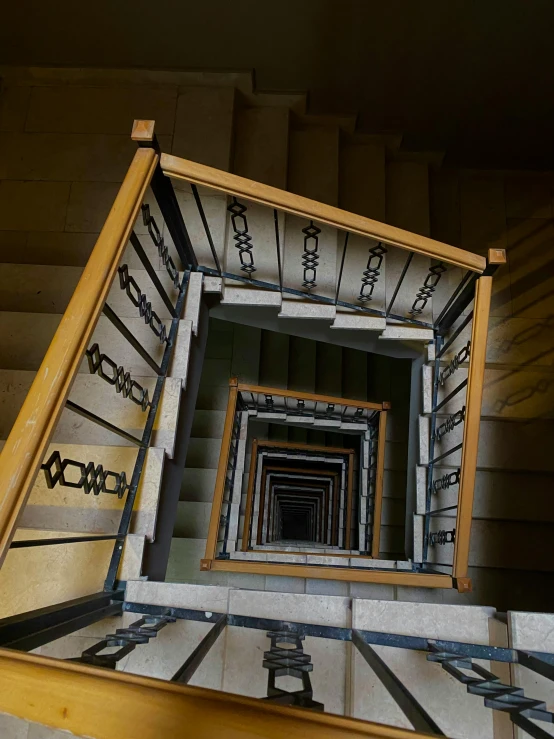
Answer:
0;264;180;318
0;369;181;457
18;442;164;539
418;414;554;472
174;501;212;539
0;311;192;387
422;361;554;420
179;468;218;503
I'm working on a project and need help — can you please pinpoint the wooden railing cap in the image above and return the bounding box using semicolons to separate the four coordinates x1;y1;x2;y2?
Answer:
131;119;156;142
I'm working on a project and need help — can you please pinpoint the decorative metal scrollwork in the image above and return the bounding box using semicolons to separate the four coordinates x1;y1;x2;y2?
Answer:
41;451;130;498
409;262;447;316
427;642;554;733
228;197;256;274
297;399;305;411
77;616;175;669
358;242;387;303
432;469;461;493
263;631;324;710
118;264;170;345
439;341;471;385
86;343;151;412
141;204;179;288
301;221;321;290
265;394;274;410
434;406;466;441
428;528;456;546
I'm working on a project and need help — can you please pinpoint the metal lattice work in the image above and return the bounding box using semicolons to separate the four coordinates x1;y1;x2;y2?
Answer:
433;469;461;493
141;204;180;288
228;197;256;274
434;406;466;441
263;631;324;710
301;221;321;290
86;343;151;412
439;341;471;385
358;242;387;303
428;529;456;546
77;616;175;669
427;643;554;737
118;264;169;345
409;262;447;316
41;451;130;498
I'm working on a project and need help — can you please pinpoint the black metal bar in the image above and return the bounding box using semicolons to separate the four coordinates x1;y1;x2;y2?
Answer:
433;270;473;328
335;232;349;305
430;442;463;465
386;252;414;317
433;379;468;413
149;163;198;269
517;651;554;681
65;400;144;447
352;630;444;735
10;535;124;548
425;505;458;517
102;303;162;376
0;592;124;651
435;272;479;336
104;273;189;590
124;602;554;668
274;209;283;291
196;266;434;329
171;614;228;683
130;231;177;317
191;183;222;275
424;333;443;561
437;312;473;360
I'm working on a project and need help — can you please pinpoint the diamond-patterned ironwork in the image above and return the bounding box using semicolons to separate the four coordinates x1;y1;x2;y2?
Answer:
141;204;180;288
118;264;169;345
77;615;175;669
86;343;151;411
439;341;471;385
358;242;387;303
432;468;461;493
262;631;324;710
301;221;321;290
41;451;130;498
428;528;456;546
409;261;447;316
228;197;256;274
433;406;466;441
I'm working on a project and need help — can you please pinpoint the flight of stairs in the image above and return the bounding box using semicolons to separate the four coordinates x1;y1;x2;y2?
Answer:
0;66;553;620
168;318;411;597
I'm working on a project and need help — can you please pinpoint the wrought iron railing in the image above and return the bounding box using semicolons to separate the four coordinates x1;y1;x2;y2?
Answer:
0;120;193;606
1;593;552;739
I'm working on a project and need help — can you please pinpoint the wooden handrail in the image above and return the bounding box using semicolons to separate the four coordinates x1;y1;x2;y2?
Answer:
371;411;388;558
162;153;486;273
0;146;158;568
452;276;492;585
0;649;432;739
204;377;239;560
345;450;355;550
237;382;386;411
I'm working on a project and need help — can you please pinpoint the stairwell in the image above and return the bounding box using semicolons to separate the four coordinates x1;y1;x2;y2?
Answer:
1;65;554;739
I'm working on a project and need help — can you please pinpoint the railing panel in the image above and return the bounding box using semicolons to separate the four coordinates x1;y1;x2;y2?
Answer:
0;145;158;567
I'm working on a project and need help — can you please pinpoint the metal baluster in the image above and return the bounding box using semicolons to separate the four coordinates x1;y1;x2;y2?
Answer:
301;221;321;291
358;242;387;303
228;197;256;274
410;262;447;316
191;184;222;275
41;451;130;498
86;343;151;411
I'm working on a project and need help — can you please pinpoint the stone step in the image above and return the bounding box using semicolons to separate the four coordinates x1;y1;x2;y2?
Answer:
0;369;181;457
18;442;164;539
334;139;387;331
417;464;554;522
419;414;554;472
0;311;192;387
423;361;554;420
190;409;226;439
280;123;340;321
174;501;212;539
185;437;225;469
180;468;220;505
0;264;179;318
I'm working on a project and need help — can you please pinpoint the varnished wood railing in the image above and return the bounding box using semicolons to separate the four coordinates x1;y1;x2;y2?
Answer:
161;153;486;273
0;648;433;739
370;410;388;559
0;134;158;568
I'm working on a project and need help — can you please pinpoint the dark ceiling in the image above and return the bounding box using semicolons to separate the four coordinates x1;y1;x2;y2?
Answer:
2;0;554;169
